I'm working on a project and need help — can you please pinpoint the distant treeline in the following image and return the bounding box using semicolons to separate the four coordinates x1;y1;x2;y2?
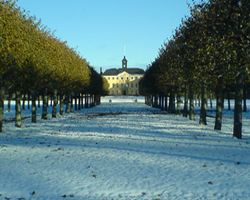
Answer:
139;0;250;139
0;0;109;132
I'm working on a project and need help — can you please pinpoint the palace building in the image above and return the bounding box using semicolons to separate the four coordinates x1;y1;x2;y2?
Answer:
102;56;144;96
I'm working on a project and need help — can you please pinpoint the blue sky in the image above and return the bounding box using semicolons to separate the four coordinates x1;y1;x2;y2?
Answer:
17;0;191;71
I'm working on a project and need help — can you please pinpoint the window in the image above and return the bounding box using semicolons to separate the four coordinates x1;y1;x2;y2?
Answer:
131;77;134;80
108;77;110;80
117;77;119;80
112;77;115;80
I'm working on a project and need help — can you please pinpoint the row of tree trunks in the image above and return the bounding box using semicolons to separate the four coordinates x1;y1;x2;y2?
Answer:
17;94;103;112
0;90;101;132
143;85;212;127
144;74;248;139
147;88;246;115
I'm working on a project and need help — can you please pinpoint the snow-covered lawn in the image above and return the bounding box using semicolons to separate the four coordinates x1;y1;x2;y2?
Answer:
0;96;250;200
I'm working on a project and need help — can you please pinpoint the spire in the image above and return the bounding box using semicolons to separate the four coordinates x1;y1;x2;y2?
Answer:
123;44;126;57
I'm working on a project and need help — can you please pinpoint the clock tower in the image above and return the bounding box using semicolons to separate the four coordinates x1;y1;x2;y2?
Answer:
122;56;127;71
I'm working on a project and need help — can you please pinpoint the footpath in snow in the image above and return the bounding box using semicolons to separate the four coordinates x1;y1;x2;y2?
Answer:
0;96;250;200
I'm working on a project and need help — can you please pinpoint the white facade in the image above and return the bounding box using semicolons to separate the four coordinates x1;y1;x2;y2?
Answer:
103;71;143;96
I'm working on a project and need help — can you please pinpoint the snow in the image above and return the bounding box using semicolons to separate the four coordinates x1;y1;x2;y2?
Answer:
0;96;250;200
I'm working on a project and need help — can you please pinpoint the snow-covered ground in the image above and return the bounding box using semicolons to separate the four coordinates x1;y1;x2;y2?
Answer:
0;96;250;200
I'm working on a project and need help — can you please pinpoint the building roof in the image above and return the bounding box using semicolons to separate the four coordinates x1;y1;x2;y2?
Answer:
103;68;144;76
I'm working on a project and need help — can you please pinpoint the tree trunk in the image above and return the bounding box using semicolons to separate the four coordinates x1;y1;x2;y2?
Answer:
168;90;175;113
50;95;53;107
176;91;181;114
65;96;68;113
42;89;48;120
0;87;4;132
195;97;198;107
52;89;58;118
227;91;231;110
214;96;223;130
149;96;152;107
159;95;162;110
85;94;88;108
209;96;213;109
78;94;81;110
198;97;201;107
243;86;247;112
59;95;64;115
31;93;37;123
8;94;11;112
145;96;149;106
65;95;70;113
183;87;188;117
152;95;155;107
80;93;84;109
164;95;168;111
22;94;25;110
27;93;30;110
74;95;78;111
38;96;41;108
199;83;207;125
70;95;74;112
233;73;243;139
228;98;231;110
161;95;164;110
15;91;22;127
93;94;96;106
214;77;223;130
90;95;92;107
90;95;93;107
189;85;195;120
145;96;148;106
153;95;158;108
96;95;100;105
